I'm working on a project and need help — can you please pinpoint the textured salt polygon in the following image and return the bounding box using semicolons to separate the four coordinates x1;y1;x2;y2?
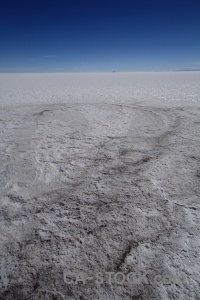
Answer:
0;72;200;299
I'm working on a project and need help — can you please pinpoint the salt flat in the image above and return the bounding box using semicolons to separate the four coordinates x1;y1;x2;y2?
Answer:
0;72;200;299
0;72;200;107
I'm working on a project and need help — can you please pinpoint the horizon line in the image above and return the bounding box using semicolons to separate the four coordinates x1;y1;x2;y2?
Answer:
1;70;200;74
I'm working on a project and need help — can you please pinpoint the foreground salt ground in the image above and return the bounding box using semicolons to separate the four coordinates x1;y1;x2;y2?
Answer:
0;73;200;299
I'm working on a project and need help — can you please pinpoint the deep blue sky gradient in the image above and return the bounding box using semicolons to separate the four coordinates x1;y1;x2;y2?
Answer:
0;0;200;72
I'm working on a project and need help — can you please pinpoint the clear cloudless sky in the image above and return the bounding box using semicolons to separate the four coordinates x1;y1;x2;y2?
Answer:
0;0;200;72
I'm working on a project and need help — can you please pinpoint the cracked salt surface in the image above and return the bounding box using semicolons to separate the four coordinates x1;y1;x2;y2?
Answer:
0;72;200;299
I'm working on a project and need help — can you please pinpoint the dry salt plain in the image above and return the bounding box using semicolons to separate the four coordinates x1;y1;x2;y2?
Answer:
0;72;200;300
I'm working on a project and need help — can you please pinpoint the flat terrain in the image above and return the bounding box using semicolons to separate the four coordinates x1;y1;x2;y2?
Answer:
0;72;200;299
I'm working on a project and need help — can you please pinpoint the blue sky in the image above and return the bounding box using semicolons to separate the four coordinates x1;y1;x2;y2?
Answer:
0;0;200;72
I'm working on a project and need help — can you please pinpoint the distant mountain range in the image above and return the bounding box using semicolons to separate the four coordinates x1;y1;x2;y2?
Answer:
173;69;200;71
